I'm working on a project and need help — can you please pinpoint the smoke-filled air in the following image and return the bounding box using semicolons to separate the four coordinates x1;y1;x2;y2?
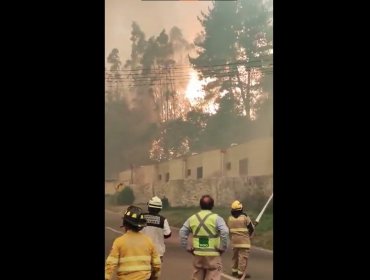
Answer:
105;0;273;179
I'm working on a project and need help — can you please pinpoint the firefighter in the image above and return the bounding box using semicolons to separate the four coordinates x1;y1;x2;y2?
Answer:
227;200;255;279
179;194;229;280
141;196;172;263
105;205;162;280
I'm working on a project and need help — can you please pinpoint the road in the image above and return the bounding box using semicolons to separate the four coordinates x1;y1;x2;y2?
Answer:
105;209;272;280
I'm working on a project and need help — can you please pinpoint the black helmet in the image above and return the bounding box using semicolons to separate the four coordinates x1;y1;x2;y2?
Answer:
121;205;147;228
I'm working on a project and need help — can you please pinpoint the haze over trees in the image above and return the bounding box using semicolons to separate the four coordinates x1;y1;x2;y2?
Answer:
105;0;273;179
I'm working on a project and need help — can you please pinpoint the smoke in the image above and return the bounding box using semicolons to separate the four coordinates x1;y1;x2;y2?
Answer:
105;0;211;63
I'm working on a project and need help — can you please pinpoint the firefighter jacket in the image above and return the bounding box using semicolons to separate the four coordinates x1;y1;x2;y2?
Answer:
105;230;161;280
227;213;255;249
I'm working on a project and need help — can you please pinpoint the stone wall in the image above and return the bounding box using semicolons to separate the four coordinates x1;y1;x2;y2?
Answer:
129;175;273;207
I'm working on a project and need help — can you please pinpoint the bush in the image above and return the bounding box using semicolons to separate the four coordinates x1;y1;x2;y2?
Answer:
116;186;135;205
105;194;113;205
162;196;170;210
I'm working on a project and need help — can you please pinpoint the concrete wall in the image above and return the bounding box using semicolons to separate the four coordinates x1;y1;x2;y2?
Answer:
134;165;156;185
105;180;119;195
153;175;273;207
202;149;223;178
113;137;273;207
224;137;273;177
185;153;203;179
118;170;132;184
168;158;184;180
157;162;169;183
245;137;273;176
119;165;157;186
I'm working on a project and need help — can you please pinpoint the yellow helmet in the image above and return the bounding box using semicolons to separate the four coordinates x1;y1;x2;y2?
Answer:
231;200;243;210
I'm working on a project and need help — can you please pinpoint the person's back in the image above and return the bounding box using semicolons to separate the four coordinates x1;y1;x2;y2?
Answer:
228;212;253;248
188;209;221;256
108;231;159;280
180;194;229;280
227;200;254;279
141;196;171;259
105;206;161;280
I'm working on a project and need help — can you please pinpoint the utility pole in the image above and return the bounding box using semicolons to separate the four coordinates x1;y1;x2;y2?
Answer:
246;67;251;120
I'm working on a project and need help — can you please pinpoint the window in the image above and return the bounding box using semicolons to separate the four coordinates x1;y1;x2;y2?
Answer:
158;174;162;181
239;158;248;175
187;169;191;177
165;172;170;182
197;167;203;179
226;162;231;170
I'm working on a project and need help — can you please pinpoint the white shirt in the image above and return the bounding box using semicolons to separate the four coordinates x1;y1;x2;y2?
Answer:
142;213;171;256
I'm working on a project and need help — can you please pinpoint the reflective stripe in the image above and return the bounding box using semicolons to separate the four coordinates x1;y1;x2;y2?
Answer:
106;256;119;263
190;211;221;256
194;250;220;256
193;213;218;238
233;244;251;248
105;273;111;280
232;269;238;273
230;228;248;232
194;247;220;256
152;257;161;265
117;265;152;272
194;247;219;252
119;256;151;263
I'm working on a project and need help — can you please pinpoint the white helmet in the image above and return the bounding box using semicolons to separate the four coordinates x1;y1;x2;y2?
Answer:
148;196;162;209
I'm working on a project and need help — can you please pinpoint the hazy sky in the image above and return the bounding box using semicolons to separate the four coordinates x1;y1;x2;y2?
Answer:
105;0;211;63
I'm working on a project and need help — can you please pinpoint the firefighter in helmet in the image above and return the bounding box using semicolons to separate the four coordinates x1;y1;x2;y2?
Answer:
105;205;161;280
141;196;172;263
227;200;255;279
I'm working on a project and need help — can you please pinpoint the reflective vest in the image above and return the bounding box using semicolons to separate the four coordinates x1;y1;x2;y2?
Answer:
227;215;252;248
142;213;171;256
105;231;161;280
189;210;221;256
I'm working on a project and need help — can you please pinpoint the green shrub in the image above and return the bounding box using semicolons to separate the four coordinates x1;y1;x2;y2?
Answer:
162;196;170;210
116;186;135;205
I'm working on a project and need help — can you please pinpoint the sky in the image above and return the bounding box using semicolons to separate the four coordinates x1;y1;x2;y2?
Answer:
105;0;211;63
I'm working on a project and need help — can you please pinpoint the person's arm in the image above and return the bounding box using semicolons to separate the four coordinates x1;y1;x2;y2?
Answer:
216;216;229;252
246;215;255;236
163;219;172;239
226;216;232;240
105;239;120;280
179;219;192;252
149;243;162;280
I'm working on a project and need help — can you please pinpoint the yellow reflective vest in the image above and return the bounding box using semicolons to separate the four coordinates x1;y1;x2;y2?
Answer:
189;210;221;256
105;230;161;280
227;214;253;249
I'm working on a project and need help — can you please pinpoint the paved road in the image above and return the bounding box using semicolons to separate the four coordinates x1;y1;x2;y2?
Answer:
105;209;272;280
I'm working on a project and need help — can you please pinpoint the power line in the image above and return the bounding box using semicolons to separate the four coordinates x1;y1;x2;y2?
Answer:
105;57;273;72
106;72;272;88
106;69;273;80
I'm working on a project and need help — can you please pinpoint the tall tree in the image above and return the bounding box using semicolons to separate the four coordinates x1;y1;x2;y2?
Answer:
106;48;123;102
190;0;273;120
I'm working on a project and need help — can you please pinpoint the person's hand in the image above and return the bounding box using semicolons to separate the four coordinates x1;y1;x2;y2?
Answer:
187;247;195;255
217;248;225;255
253;220;259;226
